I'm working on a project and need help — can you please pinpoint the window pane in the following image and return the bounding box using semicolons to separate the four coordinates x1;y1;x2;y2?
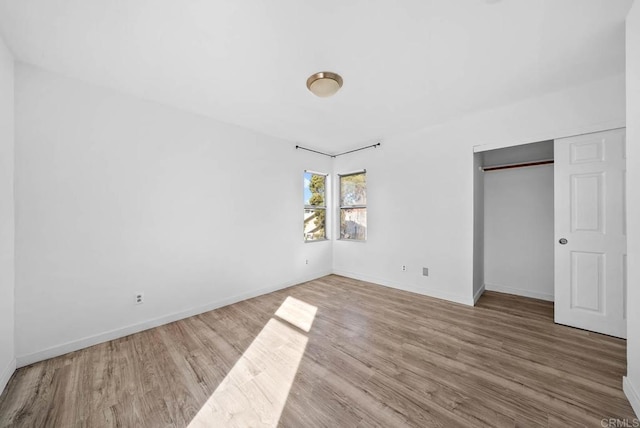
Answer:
304;172;326;207
340;208;366;240
340;173;366;206
304;208;326;241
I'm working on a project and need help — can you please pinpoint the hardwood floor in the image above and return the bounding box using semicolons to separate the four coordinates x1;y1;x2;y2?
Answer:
0;275;635;427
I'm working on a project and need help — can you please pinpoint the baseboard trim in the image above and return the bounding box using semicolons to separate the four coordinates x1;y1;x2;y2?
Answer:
0;358;16;395
624;376;640;418
484;283;554;302
332;269;474;306
473;284;486;305
16;270;332;368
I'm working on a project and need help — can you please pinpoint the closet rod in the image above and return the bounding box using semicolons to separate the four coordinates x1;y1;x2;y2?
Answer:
483;159;554;172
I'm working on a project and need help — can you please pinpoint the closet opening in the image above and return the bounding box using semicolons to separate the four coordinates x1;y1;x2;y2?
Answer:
474;140;555;303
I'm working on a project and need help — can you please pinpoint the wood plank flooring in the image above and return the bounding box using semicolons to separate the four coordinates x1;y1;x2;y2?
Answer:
0;275;636;427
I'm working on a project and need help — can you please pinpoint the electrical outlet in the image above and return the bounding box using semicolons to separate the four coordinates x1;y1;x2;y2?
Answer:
135;293;144;305
401;265;407;271
423;267;429;276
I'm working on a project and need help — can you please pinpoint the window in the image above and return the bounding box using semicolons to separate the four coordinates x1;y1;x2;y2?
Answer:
304;171;327;241
339;171;367;240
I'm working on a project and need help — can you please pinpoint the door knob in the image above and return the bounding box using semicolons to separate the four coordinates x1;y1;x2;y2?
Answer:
559;238;568;245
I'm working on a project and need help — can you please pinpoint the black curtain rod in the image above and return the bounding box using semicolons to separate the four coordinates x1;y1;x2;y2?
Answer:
296;142;381;158
335;143;381;157
295;145;334;157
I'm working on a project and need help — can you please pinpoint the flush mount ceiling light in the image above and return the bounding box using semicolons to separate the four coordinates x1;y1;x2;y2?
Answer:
306;71;343;97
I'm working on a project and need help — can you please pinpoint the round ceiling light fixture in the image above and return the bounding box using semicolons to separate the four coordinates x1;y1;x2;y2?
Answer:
306;71;343;97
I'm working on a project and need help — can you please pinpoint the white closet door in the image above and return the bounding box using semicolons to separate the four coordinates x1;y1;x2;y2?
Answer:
554;128;627;338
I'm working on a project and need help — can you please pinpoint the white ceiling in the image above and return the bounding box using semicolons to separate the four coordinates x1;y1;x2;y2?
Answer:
0;0;633;153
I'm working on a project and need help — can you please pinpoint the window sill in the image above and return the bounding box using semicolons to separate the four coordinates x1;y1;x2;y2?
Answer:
304;238;330;244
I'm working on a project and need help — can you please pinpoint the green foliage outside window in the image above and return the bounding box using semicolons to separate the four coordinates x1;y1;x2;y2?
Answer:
304;173;326;241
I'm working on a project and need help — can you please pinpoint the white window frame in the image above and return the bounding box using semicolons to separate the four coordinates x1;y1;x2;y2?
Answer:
338;170;367;241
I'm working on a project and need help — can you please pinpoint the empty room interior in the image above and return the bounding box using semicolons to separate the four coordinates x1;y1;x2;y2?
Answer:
1;0;640;426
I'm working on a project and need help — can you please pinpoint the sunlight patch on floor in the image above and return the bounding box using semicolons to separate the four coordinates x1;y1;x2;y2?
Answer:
274;296;318;333
188;297;316;428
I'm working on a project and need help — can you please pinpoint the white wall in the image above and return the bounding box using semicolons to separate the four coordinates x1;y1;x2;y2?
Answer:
14;64;333;365
0;35;15;394
472;153;484;302
333;72;625;305
624;0;640;417
484;164;554;301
